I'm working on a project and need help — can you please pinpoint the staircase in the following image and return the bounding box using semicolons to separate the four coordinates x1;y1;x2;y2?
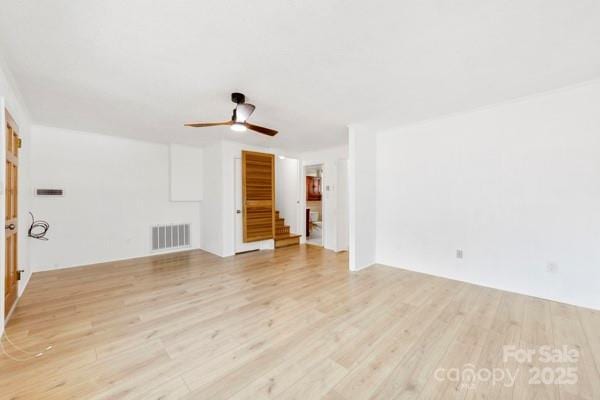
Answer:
274;210;301;248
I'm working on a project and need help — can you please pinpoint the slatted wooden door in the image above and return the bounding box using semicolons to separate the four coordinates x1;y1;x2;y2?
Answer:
5;110;19;317
242;151;275;242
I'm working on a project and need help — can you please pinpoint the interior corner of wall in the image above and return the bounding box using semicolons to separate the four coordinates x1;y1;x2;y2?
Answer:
349;259;374;272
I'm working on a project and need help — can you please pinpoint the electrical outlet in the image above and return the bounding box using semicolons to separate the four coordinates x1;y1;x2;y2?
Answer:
456;249;463;259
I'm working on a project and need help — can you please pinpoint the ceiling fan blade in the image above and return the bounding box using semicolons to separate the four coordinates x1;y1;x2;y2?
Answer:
184;121;233;128
245;122;278;136
235;104;255;123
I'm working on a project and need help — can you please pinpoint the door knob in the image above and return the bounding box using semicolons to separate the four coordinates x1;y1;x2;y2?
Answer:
5;223;15;230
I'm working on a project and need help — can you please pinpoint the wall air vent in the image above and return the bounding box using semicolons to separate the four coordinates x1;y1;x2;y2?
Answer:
151;223;191;251
35;188;64;196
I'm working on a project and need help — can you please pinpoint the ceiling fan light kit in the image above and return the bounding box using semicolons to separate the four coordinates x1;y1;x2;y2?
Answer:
185;92;278;136
231;122;247;132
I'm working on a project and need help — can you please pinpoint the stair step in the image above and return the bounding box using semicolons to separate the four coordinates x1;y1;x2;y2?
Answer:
274;234;301;248
275;232;301;239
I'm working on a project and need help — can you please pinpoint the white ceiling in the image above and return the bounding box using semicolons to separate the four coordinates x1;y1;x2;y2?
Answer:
0;1;599;152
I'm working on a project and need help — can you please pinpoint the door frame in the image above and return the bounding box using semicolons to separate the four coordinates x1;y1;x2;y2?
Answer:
302;163;325;247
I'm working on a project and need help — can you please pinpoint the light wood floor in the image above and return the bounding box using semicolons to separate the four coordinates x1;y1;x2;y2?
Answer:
1;246;599;399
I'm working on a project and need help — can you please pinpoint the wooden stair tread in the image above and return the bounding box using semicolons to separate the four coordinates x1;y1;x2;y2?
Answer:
274;234;301;248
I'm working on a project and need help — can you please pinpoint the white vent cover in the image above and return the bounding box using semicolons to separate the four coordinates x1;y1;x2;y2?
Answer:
152;223;191;251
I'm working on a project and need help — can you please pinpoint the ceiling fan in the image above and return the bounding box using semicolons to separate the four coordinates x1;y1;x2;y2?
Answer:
185;93;278;136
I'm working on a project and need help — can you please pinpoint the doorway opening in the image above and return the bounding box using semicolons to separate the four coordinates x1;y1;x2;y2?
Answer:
305;164;323;246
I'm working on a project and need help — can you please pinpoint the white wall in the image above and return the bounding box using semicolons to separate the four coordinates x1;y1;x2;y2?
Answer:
0;59;32;331
200;141;224;256
29;126;202;270
276;157;300;234
170;144;203;201
375;80;600;310
300;145;349;252
336;159;349;252
348;127;376;271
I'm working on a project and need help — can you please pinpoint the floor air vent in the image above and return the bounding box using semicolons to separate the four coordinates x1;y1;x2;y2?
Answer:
152;223;191;251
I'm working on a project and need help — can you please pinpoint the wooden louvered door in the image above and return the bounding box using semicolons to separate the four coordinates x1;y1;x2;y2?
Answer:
5;110;19;317
242;151;275;242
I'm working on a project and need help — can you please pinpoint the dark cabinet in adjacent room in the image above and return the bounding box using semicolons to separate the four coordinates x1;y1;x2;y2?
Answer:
306;176;322;201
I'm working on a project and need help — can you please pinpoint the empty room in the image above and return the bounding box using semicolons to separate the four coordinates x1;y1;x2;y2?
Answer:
1;1;599;399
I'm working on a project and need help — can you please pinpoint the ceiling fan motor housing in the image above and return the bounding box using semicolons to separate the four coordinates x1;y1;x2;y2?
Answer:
231;92;245;104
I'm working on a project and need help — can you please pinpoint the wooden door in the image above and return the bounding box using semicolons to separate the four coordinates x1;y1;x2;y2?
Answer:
235;158;261;253
242;151;275;242
4;111;19;317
